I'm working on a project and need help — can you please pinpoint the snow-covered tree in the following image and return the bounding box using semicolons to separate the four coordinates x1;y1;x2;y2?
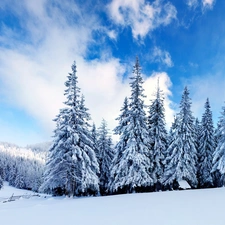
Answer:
198;99;215;188
0;142;45;191
212;104;225;186
108;97;130;194
195;118;202;153
0;163;3;189
109;57;154;194
162;87;198;189
40;62;99;196
195;118;202;184
147;83;168;190
98;119;114;195
114;97;130;136
91;123;100;164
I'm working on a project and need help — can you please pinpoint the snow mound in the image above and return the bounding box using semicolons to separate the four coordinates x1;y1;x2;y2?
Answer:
178;180;191;189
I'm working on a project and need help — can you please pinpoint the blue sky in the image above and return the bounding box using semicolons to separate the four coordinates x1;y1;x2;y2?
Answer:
0;0;224;146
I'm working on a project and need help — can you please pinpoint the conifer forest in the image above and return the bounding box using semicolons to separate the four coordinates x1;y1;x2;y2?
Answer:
0;57;225;197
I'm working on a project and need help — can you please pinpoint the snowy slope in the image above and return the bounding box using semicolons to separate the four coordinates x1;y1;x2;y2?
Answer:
1;182;225;225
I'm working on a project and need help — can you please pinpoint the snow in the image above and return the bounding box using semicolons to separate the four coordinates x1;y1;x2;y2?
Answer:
1;182;225;225
178;180;191;189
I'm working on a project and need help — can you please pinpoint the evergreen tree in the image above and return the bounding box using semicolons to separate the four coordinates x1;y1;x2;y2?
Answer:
195;118;202;184
0;165;3;190
91;123;100;164
78;94;100;195
109;57;154;194
212;120;223;186
108;97;130;194
212;104;225;186
147;82;168;190
161;87;198;189
198;99;215;188
195;118;202;153
40;62;99;196
98;119;114;195
114;97;130;136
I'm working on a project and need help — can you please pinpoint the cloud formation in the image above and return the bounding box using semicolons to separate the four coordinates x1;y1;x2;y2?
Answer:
187;0;199;8
0;0;175;145
151;47;173;67
186;0;216;10
107;0;177;39
202;0;216;9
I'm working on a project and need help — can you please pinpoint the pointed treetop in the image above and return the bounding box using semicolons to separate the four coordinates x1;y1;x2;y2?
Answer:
71;61;77;72
133;56;141;75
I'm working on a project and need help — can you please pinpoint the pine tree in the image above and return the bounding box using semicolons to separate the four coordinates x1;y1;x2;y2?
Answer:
91;123;100;164
198;99;215;188
195;118;202;185
212;121;223;186
98;119;114;195
212;104;225;186
109;57;154;194
0;166;3;190
77;94;100;195
147;83;168;190
40;62;99;196
195;118;202;153
114;97;130;135
161;87;197;189
0;156;4;189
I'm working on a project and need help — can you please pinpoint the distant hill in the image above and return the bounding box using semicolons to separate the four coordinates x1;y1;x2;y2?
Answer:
0;141;50;163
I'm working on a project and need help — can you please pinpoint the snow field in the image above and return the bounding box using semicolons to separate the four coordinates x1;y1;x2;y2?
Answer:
1;183;225;225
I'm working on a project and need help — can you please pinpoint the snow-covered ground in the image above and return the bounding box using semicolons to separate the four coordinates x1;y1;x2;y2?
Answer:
1;182;225;225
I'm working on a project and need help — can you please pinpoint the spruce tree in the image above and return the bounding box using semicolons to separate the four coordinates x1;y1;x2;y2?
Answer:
161;87;197;189
212;104;225;186
195;118;202;153
114;97;130;136
212;121;223;186
91;123;100;164
147;83;168;190
109;57;154;194
40;62;99;196
198;99;215;188
0;157;3;189
195;118;202;185
98;119;114;195
0;168;3;190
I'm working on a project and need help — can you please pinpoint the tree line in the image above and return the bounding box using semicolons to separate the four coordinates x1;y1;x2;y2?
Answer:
0;57;225;196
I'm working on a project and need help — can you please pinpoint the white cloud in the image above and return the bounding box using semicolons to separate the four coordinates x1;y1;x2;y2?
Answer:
202;0;215;9
0;0;176;145
151;46;173;67
187;0;199;8
107;0;177;39
186;0;216;11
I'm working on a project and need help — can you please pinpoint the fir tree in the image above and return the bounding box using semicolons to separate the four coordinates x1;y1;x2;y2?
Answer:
198;99;215;188
147;82;168;190
195;118;202;153
212;120;223;186
109;57;154;194
195;118;202;184
98;119;114;195
0;167;3;190
162;87;198;189
40;62;99;196
212;104;225;186
91;123;100;164
114;97;130;136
